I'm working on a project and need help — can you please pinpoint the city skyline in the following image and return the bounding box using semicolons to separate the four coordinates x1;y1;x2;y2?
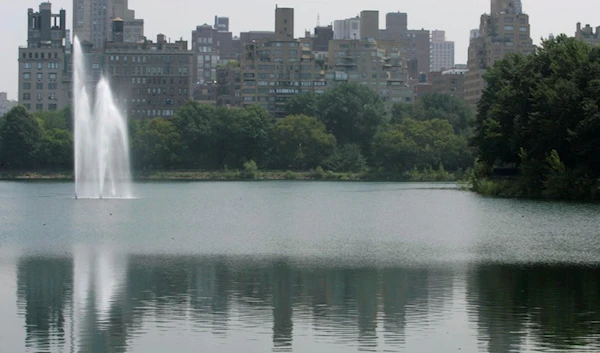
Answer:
2;0;600;100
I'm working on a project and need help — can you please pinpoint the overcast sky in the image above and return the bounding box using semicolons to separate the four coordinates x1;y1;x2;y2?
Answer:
2;0;600;100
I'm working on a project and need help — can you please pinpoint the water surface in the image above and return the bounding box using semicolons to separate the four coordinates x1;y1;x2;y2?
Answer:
1;181;599;353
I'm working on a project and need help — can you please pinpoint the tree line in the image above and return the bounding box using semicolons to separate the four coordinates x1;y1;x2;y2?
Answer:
471;35;600;200
0;83;474;177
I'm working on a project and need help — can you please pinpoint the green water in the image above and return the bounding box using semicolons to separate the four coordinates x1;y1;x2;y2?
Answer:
1;181;599;352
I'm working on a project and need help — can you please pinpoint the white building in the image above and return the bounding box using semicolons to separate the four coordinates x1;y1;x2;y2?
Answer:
0;92;17;116
430;30;455;72
333;17;361;40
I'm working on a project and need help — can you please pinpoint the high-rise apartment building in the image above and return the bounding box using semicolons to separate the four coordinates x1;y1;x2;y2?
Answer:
429;67;468;99
327;39;413;107
0;92;18;116
275;7;294;40
214;16;230;32
73;0;143;49
104;29;193;119
575;23;600;46
491;0;522;14
18;3;69;112
464;0;533;111
240;7;327;117
313;26;334;52
333;17;361;40
360;11;379;40
386;12;407;35
430;30;455;72
380;12;431;79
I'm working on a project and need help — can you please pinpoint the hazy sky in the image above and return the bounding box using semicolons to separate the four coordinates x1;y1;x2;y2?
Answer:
2;0;600;100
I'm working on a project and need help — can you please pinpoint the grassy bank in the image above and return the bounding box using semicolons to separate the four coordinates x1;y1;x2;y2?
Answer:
0;167;465;182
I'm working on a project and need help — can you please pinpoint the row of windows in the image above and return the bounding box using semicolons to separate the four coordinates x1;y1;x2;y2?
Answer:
503;25;529;32
143;87;189;95
22;73;58;81
108;55;188;64
22;93;58;101
130;77;189;85
109;65;190;76
23;62;60;70
21;52;60;60
21;103;58;111
23;82;58;90
131;109;175;117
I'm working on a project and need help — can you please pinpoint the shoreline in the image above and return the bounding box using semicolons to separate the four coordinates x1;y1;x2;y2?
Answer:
0;170;461;182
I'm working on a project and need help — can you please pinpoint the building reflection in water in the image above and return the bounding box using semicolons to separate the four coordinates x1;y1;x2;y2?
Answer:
14;249;600;353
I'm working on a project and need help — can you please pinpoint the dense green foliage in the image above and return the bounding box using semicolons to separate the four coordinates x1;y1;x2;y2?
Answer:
0;83;473;177
471;35;600;200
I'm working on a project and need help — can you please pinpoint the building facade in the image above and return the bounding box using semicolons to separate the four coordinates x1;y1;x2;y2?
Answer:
18;3;70;112
103;33;193;119
327;39;412;107
381;12;431;79
73;0;143;49
216;63;241;106
214;16;229;32
275;7;294;40
360;11;379;41
0;93;18;116
430;30;455;72
429;67;468;99
333;17;361;40
575;23;600;46
464;1;534;111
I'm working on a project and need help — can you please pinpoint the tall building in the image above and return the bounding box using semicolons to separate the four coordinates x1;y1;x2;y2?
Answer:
275;7;294;40
464;0;534;111
360;10;379;40
381;12;431;78
333;17;361;40
73;0;143;49
430;30;455;72
19;2;69;112
386;12;407;35
313;26;334;52
240;7;327;117
429;67;468;99
575;23;600;46
104;28;193;119
0;92;18;116
491;0;522;14
327;39;413;107
214;16;229;32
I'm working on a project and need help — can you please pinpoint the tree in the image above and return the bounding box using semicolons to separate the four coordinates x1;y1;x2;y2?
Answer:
171;101;218;168
0;106;43;169
471;35;600;199
39;128;73;169
133;118;182;169
213;105;274;168
318;83;386;158
392;93;473;133
373;118;472;172
285;92;321;118
271;115;336;170
324;144;367;173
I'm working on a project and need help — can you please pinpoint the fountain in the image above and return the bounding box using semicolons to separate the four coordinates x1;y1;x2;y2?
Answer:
73;37;133;199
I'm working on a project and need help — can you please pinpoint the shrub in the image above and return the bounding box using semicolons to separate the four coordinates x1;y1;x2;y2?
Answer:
242;160;258;180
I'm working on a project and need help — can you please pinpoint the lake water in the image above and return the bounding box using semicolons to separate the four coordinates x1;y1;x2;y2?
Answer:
1;181;600;353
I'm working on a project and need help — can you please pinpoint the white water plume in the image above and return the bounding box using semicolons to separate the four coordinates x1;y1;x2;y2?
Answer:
73;36;133;199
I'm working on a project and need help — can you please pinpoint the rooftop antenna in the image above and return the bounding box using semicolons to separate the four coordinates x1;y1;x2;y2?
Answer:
317;14;320;27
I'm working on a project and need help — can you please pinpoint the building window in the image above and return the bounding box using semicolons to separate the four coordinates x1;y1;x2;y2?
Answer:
504;25;514;31
37;73;43;80
37;93;43;101
22;93;31;100
37;62;43;70
24;63;32;69
23;83;31;90
49;93;56;100
48;83;57;90
49;73;57;81
519;26;528;32
36;83;43;90
48;104;57;111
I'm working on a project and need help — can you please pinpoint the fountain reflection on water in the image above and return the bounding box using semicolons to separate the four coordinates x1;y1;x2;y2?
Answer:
73;36;133;199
